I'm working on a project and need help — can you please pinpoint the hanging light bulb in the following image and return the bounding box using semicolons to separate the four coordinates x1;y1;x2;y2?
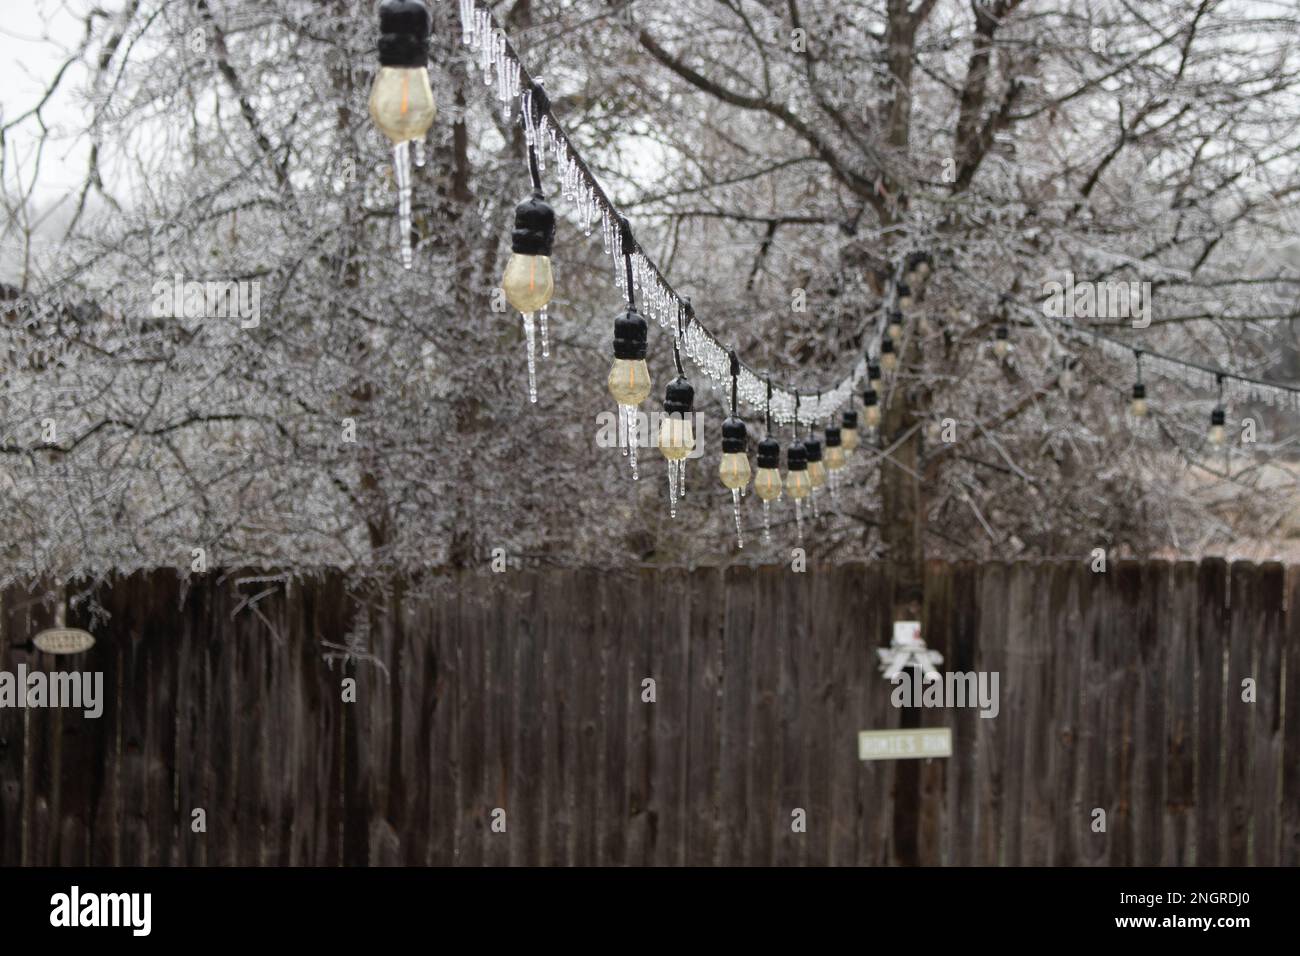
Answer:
719;384;751;551
804;426;826;517
370;0;436;269
897;284;914;312
993;323;1010;359
1130;382;1148;418
824;426;846;471
607;216;651;479
881;337;898;372
609;305;651;478
754;437;783;502
785;439;810;542
718;351;751;508
887;308;904;342
867;360;882;392
1209;406;1226;446
905;250;932;287
1059;355;1075;393
659;376;695;515
719;419;751;489
754;435;782;544
863;388;881;429
502;180;555;403
840;410;859;453
502;191;556;312
608;307;651;405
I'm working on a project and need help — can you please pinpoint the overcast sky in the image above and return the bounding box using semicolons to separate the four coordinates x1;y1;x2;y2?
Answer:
1;0;94;199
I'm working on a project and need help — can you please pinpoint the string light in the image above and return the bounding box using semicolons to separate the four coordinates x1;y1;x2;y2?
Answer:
905;250;932;287
863;387;880;429
718;350;750;549
1210;373;1227;446
502;89;556;403
993;323;1010;360
785;433;810;543
607;216;651;479
753;380;782;542
658;316;695;517
881;337;898;372
840;410;859;453
371;0;436;269
887;308;904;342
1130;351;1147;418
451;0;1300;551
824;424;845;499
804;405;826;518
1059;355;1076;393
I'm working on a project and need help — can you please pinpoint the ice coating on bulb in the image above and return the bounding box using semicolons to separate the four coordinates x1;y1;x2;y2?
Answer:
732;488;744;550
539;304;549;358
394;141;413;270
522;312;537;403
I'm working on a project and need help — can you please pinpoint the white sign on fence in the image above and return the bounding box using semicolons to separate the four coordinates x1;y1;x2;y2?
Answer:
857;727;952;761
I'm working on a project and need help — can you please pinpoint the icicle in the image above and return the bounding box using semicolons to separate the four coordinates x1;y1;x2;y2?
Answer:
668;461;678;517
413;140;426;168
522;312;537;403
539;304;549;358
732;488;744;549
679;458;686;498
829;471;839;501
628;409;640;480
810;488;819;519
794;499;804;543
521;89;534;144
393;140;413;269
762;500;772;544
460;0;473;45
619;404;629;457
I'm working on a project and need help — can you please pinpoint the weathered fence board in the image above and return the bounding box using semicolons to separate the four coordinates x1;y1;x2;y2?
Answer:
0;560;1295;866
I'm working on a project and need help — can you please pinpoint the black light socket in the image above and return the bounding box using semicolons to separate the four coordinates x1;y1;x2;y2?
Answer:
867;361;882;384
863;388;878;408
825;426;842;447
804;435;823;463
842;410;858;430
511;191;555;256
377;0;431;67
756;436;781;469
721;417;748;453
663;375;695;415
1132;383;1146;401
1211;407;1225;427
786;441;807;471
881;338;896;358
612;307;648;360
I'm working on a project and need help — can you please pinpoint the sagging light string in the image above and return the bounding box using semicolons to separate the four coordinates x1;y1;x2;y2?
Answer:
457;3;1300;421
948;262;1300;410
458;0;860;426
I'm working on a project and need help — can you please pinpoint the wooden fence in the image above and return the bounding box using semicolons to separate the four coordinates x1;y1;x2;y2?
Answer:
1;560;1297;866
